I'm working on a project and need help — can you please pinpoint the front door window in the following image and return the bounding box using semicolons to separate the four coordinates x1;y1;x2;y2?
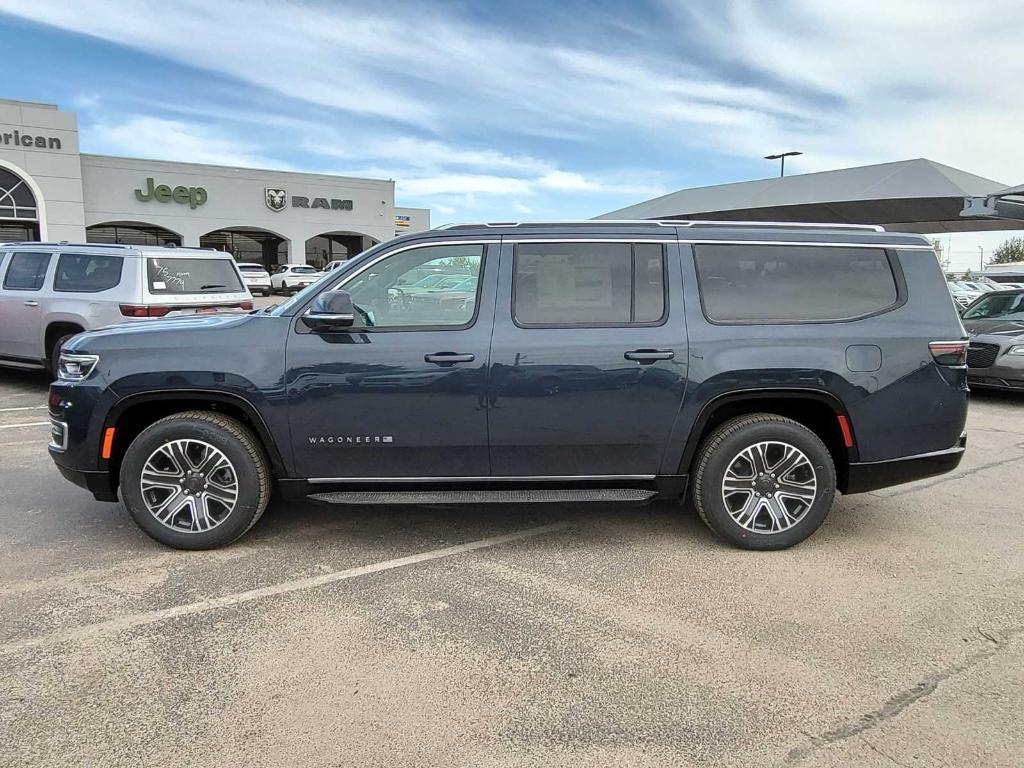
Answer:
339;244;484;330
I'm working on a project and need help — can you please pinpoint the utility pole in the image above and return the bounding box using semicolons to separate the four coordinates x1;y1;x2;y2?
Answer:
764;151;803;177
978;246;984;273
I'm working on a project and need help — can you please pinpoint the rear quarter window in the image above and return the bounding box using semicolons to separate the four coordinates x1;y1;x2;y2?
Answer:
146;257;243;294
694;244;899;323
54;253;124;293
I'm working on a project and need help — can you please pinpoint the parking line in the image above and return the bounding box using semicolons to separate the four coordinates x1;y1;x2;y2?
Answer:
0;405;47;413
0;522;569;657
0;421;49;430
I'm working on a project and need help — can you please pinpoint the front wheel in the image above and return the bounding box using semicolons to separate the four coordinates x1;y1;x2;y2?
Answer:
692;414;836;550
48;333;77;376
119;411;271;549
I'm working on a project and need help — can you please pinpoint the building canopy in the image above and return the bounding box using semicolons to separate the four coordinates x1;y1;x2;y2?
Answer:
598;158;1023;233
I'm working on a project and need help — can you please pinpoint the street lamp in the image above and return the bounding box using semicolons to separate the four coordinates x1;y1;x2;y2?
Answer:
978;246;984;273
765;151;803;177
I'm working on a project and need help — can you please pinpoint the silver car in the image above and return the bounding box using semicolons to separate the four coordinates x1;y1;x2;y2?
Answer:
0;242;253;373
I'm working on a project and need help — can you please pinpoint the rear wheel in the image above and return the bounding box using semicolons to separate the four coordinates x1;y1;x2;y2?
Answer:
119;411;271;549
692;414;836;550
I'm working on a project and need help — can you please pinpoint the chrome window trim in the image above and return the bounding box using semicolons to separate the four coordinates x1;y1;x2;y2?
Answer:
299;236;931;316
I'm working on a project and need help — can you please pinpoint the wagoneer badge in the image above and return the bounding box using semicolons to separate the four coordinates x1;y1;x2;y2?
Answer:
308;435;393;445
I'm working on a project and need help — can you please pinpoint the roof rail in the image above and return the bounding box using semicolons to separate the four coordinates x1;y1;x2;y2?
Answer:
434;219;885;232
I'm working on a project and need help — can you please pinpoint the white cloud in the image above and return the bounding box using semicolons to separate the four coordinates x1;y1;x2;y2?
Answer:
87;115;284;169
397;174;533;197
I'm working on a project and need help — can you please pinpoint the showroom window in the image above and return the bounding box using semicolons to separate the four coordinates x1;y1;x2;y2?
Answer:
2;251;51;291
54;253;124;293
513;242;666;327
339;243;485;330
694;244;899;323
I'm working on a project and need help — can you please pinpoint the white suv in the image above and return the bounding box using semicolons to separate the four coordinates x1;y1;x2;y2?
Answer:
0;242;253;373
271;264;322;294
236;262;272;296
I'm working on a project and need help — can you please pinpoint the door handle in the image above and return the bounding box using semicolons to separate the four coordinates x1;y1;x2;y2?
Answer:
624;349;674;363
23;300;39;307
424;352;475;365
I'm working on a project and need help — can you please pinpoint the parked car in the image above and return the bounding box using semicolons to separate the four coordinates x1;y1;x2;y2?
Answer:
0;242;252;373
324;260;347;272
960;280;997;294
960;288;1024;390
948;283;977;309
271;264;322;294
49;221;968;551
236;262;272;296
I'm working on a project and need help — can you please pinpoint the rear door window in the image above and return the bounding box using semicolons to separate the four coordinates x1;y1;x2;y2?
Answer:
512;242;666;327
146;257;243;294
694;244;899;323
3;251;51;291
54;253;124;293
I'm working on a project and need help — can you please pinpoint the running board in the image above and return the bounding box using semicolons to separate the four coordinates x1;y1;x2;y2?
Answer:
308;488;657;505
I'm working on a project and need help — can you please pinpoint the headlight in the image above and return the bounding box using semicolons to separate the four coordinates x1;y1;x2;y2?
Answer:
1008;345;1024;356
57;352;99;381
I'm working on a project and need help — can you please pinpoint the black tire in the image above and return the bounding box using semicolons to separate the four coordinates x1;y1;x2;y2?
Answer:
692;414;836;550
119;411;271;550
48;333;78;376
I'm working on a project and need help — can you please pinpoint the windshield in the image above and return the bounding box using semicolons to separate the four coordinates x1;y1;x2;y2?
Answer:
962;292;1024;320
238;264;267;273
146;257;243;294
408;273;447;288
291;266;318;275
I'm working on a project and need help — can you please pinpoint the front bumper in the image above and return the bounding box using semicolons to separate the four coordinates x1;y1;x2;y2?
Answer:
967;359;1024;390
55;465;119;502
844;434;967;494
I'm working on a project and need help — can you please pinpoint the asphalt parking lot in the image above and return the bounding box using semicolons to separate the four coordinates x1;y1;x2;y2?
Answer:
1;369;1022;768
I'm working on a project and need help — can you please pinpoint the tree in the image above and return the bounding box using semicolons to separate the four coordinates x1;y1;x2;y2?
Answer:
990;236;1024;265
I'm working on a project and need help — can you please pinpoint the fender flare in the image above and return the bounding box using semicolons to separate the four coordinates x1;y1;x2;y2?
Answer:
676;387;856;473
104;389;288;477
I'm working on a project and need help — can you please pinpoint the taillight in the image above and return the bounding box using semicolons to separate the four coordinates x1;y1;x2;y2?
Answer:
119;304;171;318
929;340;968;366
240;300;253;310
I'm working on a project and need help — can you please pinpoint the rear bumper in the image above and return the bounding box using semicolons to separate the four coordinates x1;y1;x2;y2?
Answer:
844;434;966;494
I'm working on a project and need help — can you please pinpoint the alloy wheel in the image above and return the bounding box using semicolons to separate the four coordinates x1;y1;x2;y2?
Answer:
139;439;239;533
721;440;817;534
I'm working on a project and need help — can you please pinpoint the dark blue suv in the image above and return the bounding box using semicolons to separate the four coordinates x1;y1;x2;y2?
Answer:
48;221;969;550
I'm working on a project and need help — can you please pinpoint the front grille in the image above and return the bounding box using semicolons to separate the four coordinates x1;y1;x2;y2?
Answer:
966;343;1000;369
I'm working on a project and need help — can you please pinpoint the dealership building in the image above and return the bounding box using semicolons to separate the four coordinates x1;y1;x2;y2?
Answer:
0;98;430;270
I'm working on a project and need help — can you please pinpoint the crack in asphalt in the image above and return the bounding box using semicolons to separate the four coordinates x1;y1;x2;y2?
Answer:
778;625;1024;766
881;442;1024;498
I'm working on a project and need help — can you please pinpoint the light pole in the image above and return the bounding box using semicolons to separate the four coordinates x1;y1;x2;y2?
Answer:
765;151;802;177
978;246;984;273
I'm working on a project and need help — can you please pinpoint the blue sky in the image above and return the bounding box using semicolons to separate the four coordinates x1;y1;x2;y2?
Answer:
0;0;1021;268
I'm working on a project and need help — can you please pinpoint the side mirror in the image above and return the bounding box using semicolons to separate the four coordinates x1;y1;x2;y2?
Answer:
302;290;355;331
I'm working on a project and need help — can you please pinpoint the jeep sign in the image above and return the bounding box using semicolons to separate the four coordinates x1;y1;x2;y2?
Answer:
134;177;208;209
